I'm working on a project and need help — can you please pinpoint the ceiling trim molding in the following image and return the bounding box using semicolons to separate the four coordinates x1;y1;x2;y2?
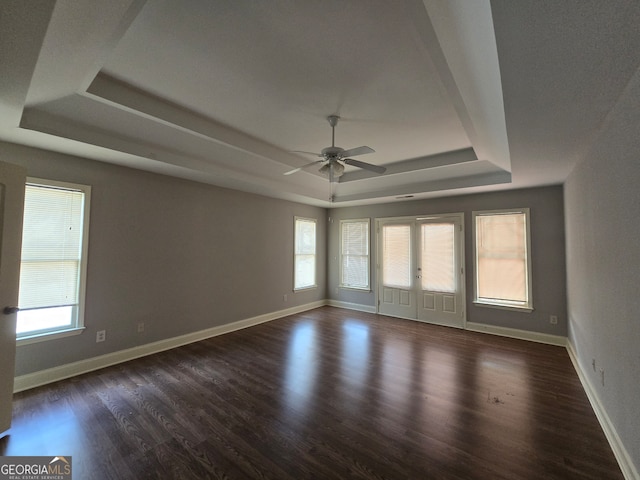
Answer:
334;169;512;203
340;147;477;182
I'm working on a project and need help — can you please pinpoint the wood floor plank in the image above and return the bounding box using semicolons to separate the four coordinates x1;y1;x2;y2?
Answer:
2;307;624;479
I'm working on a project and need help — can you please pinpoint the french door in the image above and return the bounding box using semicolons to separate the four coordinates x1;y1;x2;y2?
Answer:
377;214;465;328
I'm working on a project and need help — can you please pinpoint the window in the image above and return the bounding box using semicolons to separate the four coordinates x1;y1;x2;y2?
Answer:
340;219;370;290
473;209;532;311
17;179;91;343
294;217;316;290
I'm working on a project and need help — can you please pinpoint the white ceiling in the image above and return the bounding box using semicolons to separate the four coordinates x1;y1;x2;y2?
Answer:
1;0;639;207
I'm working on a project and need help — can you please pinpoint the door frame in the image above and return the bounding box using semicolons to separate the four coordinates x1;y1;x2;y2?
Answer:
0;161;27;435
375;213;466;328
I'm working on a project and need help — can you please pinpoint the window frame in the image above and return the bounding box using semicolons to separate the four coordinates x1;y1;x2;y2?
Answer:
472;208;533;312
339;218;370;291
16;178;91;345
293;216;317;291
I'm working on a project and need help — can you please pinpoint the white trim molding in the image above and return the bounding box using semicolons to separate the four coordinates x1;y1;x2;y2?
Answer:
466;321;567;346
567;341;639;480
13;300;325;393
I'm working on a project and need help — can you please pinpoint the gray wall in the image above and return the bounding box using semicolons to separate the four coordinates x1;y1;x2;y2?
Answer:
328;186;567;336
564;71;640;474
2;142;326;376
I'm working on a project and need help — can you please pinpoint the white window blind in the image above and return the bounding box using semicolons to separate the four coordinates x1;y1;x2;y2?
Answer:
474;210;532;309
19;185;84;309
340;219;369;289
382;224;411;289
17;180;90;339
294;217;316;290
421;223;455;293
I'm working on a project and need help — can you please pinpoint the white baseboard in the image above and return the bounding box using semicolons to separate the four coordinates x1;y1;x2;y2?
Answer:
465;321;567;346
326;299;377;314
566;341;639;480
13;300;326;393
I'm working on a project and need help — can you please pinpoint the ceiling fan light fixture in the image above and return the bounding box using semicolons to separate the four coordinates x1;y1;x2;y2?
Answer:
319;162;345;177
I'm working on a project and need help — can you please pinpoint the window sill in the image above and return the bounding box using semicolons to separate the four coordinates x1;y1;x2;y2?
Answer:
17;326;85;347
294;285;317;292
339;286;371;292
473;301;533;313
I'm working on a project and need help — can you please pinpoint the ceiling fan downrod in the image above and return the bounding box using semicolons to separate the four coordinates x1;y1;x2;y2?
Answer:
328;115;339;148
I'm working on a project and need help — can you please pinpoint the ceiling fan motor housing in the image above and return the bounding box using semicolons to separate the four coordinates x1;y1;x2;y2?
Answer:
321;146;344;158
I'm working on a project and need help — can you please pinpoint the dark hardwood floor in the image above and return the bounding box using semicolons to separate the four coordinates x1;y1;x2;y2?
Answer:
2;307;623;479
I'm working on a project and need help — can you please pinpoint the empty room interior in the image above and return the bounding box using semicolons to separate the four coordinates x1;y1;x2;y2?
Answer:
0;1;639;479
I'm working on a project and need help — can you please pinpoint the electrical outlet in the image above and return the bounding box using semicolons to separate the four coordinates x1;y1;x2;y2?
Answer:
592;358;596;371
137;322;145;333
283;294;287;302
96;330;106;343
549;315;558;325
599;368;605;386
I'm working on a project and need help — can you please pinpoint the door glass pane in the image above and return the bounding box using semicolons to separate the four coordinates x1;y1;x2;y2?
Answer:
421;223;455;293
382;224;411;288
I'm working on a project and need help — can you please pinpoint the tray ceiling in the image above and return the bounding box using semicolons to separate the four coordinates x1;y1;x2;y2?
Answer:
2;0;639;206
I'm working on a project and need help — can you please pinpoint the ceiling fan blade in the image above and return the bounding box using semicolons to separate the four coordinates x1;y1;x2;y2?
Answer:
343;158;387;174
283;160;323;175
340;146;375;158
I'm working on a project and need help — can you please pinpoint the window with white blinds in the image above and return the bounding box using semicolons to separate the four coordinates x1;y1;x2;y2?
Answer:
294;217;316;290
17;179;91;340
382;224;411;289
473;209;532;310
340;219;369;290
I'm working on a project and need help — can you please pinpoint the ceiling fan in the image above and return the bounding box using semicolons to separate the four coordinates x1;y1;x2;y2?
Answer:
284;115;386;182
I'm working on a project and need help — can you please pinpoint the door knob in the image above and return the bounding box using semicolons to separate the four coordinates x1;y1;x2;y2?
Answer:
3;306;19;315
